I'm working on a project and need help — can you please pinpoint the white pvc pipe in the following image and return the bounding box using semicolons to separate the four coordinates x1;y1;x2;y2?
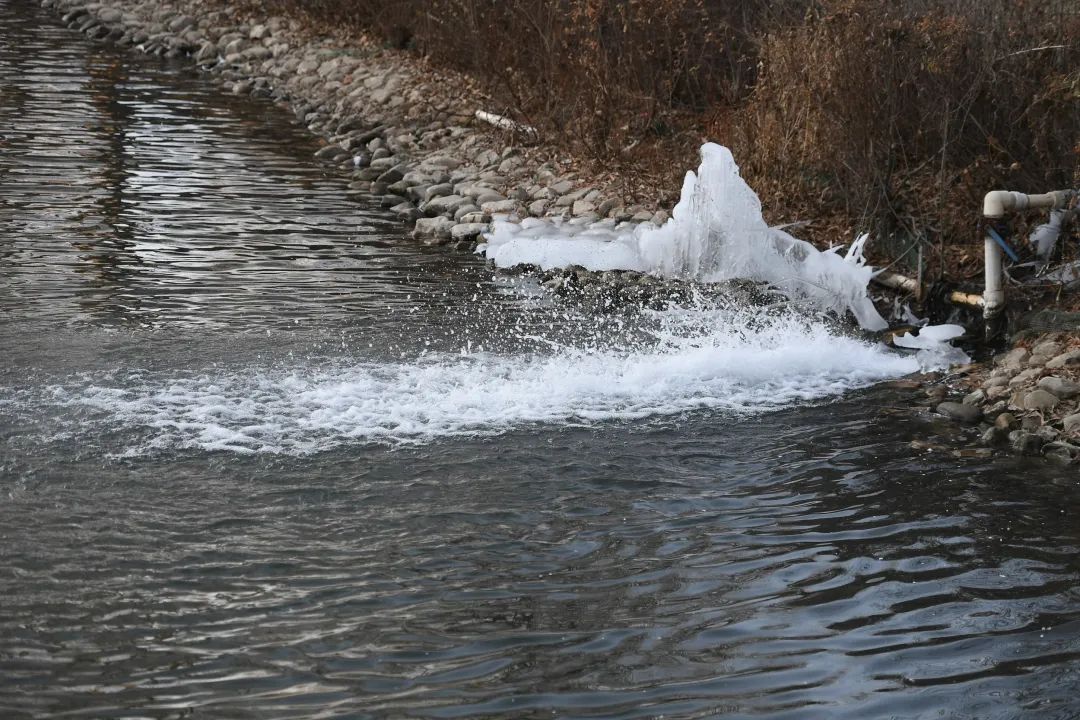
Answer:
982;189;1075;324
983;233;1004;320
983;190;1072;218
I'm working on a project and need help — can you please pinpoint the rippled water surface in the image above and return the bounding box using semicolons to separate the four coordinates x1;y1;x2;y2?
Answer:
2;1;1079;718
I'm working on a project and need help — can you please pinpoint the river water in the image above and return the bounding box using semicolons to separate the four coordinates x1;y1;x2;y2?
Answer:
2;1;1079;718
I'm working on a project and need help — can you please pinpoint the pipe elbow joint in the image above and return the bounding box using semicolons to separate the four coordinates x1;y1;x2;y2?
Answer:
983;190;1023;218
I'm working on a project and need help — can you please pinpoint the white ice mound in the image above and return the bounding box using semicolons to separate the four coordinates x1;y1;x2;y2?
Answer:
483;143;888;330
892;323;971;369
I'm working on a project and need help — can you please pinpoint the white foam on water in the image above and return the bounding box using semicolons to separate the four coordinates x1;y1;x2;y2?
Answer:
482;143;888;331
37;307;925;455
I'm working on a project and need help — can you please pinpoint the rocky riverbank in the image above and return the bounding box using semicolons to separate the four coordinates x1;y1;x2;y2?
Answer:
41;0;1080;467
42;0;668;252
926;334;1080;463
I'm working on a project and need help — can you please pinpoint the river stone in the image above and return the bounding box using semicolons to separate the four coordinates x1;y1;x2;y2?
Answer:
1000;347;1030;369
528;199;548;216
98;8;122;23
453;203;480;221
475;191;506;205
983;374;1009;389
1022;389;1059;412
1062;413;1080;433
376;164;408;185
1008;368;1041;387
1009;430;1043;455
1043;442;1076;464
379;194;402;208
1035;425;1060;443
1037;375;1080;399
1031;339;1063;357
450;223;488;242
422;194;468;216
412;216;455;240
962;389;986;406
936;402;982;425
422;183;454;201
572;200;596;216
1046;350;1080;369
168;15;195;33
391;202;420;222
980;426;1007;447
459;211;490;224
481;199;517;215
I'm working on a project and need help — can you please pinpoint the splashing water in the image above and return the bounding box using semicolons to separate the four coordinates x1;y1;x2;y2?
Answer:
15;306;922;456
482;143;888;330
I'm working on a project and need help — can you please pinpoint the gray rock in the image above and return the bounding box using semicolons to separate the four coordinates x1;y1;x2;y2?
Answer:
474;149;499;167
168;15;195;33
379;194;402;208
249;24;270;40
631;210;654;222
549;180;574;195
1000;347;1030;369
391;202;420;222
453;204;480;221
962;389;986;406
450;223;489;242
475;191;506;205
375;164;408;185
1021;413;1043;431
1008;368;1042;387
1037;375;1080;399
1031;339;1063;358
936;402;982;425
1043;443;1076;464
480;199;518;215
1022;388;1059;412
1062;413;1080;433
983;374;1009;389
1009;430;1043;455
422;183;454;201
458;211;490;224
412;216;455;241
1035;425;1060;443
598;198;619;216
1046;350;1080;369
528;199;548;216
422;194;469;216
572;200;596;215
980;426;1007;447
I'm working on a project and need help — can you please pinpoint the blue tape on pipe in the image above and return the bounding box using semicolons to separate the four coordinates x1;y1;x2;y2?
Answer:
987;226;1020;262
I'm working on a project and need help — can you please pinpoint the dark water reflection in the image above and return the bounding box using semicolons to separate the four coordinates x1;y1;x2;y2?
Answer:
1;1;1079;718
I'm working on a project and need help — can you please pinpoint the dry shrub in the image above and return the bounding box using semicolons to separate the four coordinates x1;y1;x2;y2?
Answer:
724;0;1078;273
231;0;1078;274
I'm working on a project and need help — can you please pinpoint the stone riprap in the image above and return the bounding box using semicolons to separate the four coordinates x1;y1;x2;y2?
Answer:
931;334;1080;463
42;0;659;251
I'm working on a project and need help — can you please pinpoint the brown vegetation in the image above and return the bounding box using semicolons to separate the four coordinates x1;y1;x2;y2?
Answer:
242;0;1077;280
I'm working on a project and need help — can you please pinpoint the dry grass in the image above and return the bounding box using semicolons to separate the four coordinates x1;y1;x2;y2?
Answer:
234;0;1078;280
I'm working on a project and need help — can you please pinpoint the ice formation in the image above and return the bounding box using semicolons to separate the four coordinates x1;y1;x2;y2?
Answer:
482;143;888;330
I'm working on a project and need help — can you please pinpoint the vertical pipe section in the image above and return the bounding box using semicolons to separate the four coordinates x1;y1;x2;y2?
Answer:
982;189;1074;335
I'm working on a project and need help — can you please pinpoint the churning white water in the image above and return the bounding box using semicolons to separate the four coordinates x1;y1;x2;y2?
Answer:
7;143;979;456
31;307;926;455
483;143;888;331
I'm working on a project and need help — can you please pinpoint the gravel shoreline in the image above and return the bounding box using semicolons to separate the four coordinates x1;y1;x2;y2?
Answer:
42;0;1080;465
